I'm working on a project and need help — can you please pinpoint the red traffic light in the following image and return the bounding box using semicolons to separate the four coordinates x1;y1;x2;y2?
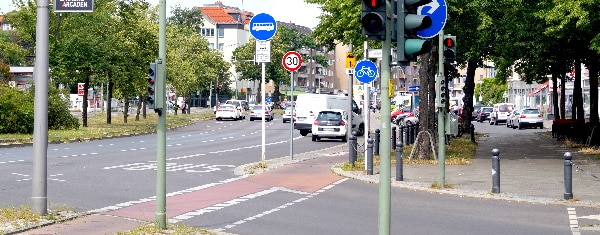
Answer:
147;87;155;95
363;0;384;8
148;77;155;85
443;37;455;47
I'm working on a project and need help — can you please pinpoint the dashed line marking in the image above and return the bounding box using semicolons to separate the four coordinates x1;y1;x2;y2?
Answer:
568;208;581;235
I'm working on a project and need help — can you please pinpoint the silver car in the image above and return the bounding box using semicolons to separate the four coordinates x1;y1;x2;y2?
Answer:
513;108;543;129
282;106;294;123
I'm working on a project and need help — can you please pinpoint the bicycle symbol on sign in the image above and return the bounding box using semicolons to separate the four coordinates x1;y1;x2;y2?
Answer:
356;66;376;78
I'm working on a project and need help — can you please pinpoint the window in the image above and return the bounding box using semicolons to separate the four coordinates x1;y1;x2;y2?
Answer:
201;28;214;37
209;43;215;49
218;28;224;38
218;43;224;51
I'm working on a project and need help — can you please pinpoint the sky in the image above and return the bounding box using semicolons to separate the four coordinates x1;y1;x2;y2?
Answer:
0;0;323;29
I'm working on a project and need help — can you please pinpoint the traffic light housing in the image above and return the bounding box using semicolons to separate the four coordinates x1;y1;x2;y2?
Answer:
443;35;456;62
397;0;433;66
361;0;386;40
439;79;447;105
147;62;157;109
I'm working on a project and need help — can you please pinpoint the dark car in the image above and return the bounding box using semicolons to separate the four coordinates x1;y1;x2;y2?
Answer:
477;107;493;122
472;104;484;120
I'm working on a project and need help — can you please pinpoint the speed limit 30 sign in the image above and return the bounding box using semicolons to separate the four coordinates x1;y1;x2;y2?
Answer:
282;51;302;72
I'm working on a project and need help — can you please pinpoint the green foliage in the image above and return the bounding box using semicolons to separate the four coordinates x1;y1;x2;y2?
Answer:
0;85;34;134
46;86;80;130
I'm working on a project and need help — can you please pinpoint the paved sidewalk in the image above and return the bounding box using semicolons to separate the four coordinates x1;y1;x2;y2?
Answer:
16;117;600;234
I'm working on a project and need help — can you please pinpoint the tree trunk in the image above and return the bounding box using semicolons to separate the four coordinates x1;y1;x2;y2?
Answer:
588;64;599;125
82;74;90;127
142;96;147;119
123;99;129;123
107;79;113;124
461;60;478;130
417;52;436;160
561;72;566;119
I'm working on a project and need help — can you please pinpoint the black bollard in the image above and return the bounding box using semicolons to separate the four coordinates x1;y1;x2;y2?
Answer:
392;126;397;150
395;140;403;181
349;132;357;167
374;129;380;155
367;138;374;175
407;123;413;145
470;123;475;143
564;152;573;200
400;125;406;146
492;149;500;193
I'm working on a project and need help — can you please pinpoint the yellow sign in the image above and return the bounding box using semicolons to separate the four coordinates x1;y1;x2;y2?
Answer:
353;85;364;96
389;78;395;98
346;52;356;69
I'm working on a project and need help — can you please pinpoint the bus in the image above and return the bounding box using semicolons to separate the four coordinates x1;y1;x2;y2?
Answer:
252;22;275;31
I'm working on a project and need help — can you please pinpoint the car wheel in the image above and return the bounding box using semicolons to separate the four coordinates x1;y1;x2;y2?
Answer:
300;130;309;136
342;134;347;142
250;118;254;121
312;135;317;142
518;123;523;130
356;124;365;136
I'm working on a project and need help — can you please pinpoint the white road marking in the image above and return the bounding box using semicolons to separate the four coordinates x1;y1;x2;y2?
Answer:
568;208;581;235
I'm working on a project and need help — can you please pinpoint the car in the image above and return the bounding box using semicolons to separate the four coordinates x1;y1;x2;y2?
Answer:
282;106;294;123
490;103;515;125
249;105;273;121
311;109;349;142
477;107;493;122
472;104;484;120
225;99;246;118
215;104;241;121
506;109;520;128
513;108;544;129
390;106;412;123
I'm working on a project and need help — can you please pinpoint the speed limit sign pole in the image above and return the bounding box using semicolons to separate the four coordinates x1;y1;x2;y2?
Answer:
282;51;302;160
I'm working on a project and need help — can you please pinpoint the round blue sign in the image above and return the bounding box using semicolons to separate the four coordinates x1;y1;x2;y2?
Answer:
249;13;277;41
354;60;378;83
417;0;447;39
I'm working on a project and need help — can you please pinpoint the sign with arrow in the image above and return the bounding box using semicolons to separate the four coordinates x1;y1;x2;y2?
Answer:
417;0;447;38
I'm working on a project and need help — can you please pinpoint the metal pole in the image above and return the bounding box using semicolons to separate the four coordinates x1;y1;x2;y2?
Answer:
364;41;370;170
155;0;167;229
347;44;354;154
374;129;380;155
367;138;374;175
378;1;392;233
349;132;357;166
391;126;396;150
32;0;49;216
290;71;294;160
437;30;446;187
261;62;266;162
564;152;573;200
492;148;500;194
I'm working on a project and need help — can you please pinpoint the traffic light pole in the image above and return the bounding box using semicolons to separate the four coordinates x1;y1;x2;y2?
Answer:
155;0;167;229
437;30;446;187
378;1;392;234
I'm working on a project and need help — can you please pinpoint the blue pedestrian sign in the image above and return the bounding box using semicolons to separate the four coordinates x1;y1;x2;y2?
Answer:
417;0;447;39
249;13;277;41
354;60;378;83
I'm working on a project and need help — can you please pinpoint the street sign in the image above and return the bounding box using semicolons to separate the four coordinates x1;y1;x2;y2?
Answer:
54;0;94;12
249;13;277;41
346;52;356;69
417;0;447;38
255;40;271;63
282;51;302;72
367;49;382;59
354;60;378;83
78;83;85;96
408;85;420;92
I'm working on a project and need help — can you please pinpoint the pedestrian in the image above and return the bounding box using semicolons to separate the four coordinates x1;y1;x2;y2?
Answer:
168;101;174;114
181;101;187;114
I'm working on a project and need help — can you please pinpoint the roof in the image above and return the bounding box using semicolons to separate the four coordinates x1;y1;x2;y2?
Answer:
198;6;238;24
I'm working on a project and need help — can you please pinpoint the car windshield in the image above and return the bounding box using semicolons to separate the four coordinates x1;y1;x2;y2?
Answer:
318;111;342;121
522;109;539;114
220;105;235;110
482;107;493;112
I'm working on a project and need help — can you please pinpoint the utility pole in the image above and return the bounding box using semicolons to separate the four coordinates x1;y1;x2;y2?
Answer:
155;0;167;229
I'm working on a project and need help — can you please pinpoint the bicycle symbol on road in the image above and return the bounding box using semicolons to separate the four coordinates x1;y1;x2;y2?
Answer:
355;66;376;78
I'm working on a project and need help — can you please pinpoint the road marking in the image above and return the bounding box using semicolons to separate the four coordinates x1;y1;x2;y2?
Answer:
220;178;348;230
12;173;65;182
0;160;25;165
568;208;581;235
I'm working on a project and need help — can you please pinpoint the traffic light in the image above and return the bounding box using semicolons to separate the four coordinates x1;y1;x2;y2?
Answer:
215;84;221;92
443;35;457;62
397;0;433;65
439;79;447;105
147;62;157;109
361;0;386;40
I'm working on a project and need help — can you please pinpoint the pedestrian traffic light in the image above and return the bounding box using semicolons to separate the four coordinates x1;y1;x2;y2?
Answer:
147;62;157;109
443;35;456;62
439;79;447;105
396;0;433;66
361;0;387;40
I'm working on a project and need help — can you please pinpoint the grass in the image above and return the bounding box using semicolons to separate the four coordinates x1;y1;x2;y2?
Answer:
0;205;77;234
117;222;215;235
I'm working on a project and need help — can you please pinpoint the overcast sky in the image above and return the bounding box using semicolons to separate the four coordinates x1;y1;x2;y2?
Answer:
0;0;322;29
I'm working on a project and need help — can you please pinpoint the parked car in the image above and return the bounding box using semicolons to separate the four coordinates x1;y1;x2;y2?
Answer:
282;106;294;123
249;105;273;121
311;109;349;142
490;103;515;125
506;109;520;128
215;104;241;121
513;108;544;129
390;106;412;123
477;107;493;122
472;104;484;120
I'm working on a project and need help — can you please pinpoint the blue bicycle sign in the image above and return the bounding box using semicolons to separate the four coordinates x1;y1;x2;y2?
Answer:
354;60;378;83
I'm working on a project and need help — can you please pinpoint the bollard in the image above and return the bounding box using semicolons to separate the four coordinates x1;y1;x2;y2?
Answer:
349;132;357;167
395;140;403;181
367;138;374;175
407;123;413;145
564;152;573;200
374;129;380;155
470;123;475;143
400;124;406;146
392;126;397;150
492;149;500;193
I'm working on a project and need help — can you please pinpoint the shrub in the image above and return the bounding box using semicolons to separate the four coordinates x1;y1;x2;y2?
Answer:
0;85;34;134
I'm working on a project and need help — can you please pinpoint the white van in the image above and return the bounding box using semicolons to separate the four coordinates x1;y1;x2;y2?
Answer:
490;102;515;125
293;94;364;136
